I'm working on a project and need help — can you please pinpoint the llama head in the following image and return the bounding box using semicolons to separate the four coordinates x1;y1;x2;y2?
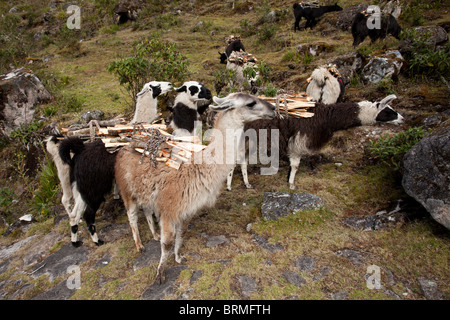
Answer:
333;3;343;11
175;81;213;107
211;93;275;123
219;51;228;64
357;94;404;125
137;81;173;99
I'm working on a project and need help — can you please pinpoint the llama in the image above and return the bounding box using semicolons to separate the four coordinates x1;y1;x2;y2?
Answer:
130;81;173;124
169;81;212;138
351;11;402;47
58;137;117;247
114;93;275;283
293;2;343;31
306;65;346;104
227;95;404;191
219;39;245;64
45;135;73;215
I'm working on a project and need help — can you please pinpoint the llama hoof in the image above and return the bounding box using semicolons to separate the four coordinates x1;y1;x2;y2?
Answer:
71;241;83;248
137;244;145;252
289;184;296;190
176;255;187;264
226;187;232;191
153;234;160;241
95;239;104;246
245;184;254;189
154;271;166;285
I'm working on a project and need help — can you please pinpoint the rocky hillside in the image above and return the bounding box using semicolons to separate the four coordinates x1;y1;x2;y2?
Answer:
0;0;449;301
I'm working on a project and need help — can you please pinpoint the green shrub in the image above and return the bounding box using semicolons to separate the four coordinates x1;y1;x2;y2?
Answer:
31;157;59;219
368;127;430;170
401;29;450;78
0;187;16;217
108;37;191;105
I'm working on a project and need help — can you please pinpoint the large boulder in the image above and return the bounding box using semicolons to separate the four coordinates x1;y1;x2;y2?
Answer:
335;4;368;31
328;51;365;84
362;50;404;84
0;68;51;134
402;123;450;230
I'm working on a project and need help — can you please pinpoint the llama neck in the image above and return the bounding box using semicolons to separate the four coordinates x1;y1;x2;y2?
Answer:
323;5;339;12
200;111;243;169
132;93;157;123
174;93;196;109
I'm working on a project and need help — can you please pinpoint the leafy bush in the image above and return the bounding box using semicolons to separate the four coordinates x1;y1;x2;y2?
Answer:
108;37;191;105
0;187;16;216
401;29;450;78
368;127;430;170
31;157;59;219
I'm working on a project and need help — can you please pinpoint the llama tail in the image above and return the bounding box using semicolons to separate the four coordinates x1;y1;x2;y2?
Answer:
59;137;85;167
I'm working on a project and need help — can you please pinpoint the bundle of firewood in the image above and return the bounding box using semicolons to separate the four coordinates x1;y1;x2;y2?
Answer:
61;121;206;170
258;93;315;118
228;51;257;65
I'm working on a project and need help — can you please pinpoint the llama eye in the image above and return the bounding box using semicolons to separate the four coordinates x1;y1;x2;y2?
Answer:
246;101;256;108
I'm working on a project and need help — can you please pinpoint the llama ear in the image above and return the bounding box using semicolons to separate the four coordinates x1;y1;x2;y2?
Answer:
175;85;187;93
379;94;397;107
210;96;236;111
137;85;150;97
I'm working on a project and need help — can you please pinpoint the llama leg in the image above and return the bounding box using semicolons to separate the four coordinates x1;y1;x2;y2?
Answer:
112;179;120;200
156;219;175;284
241;161;253;189
174;221;189;264
143;208;159;241
226;166;234;191
84;205;103;246
126;203;144;252
288;155;301;190
69;188;86;247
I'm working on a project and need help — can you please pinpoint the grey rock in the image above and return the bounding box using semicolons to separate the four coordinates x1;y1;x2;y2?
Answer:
80;110;104;123
328;51;365;85
282;272;306;288
30;243;89;281
0;235;37;262
261;192;324;221
336;4;368;31
22;232;64;267
331;290;349;300
335;249;364;266
0;68;52;134
362;50;404;84
0;260;10;275
418;278;443;300
31;280;76;300
190;270;203;285
295;256;315;273
402;126;450;230
133;240;161;271
414;26;449;46
206;235;229;248
238;275;258;298
253;235;283;252
141;265;186;300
